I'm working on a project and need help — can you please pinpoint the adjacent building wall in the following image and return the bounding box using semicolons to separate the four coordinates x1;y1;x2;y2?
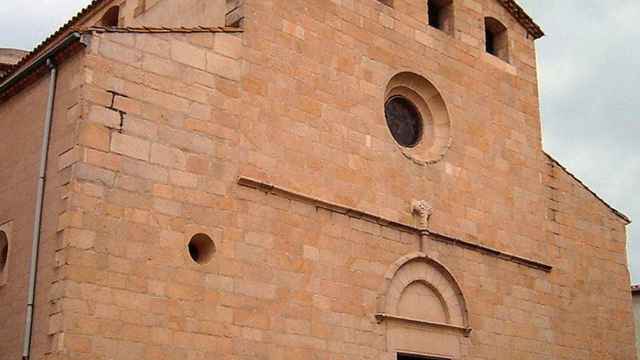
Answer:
0;48;28;77
633;288;640;359
0;51;85;359
0;48;27;65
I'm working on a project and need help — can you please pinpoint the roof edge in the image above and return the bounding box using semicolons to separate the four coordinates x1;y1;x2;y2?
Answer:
0;25;243;101
88;26;244;33
0;33;86;103
497;0;544;39
545;152;631;225
2;0;544;88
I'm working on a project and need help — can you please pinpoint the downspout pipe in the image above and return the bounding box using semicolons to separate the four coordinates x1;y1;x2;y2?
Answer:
22;58;57;360
5;31;87;360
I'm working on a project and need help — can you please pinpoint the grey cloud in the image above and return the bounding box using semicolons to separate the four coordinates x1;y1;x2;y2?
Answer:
0;0;93;50
519;0;640;282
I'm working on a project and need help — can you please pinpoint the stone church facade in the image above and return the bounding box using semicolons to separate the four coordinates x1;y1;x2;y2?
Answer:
0;0;635;359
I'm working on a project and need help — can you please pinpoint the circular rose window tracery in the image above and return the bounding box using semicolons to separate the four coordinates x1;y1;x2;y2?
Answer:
384;72;452;165
385;96;424;148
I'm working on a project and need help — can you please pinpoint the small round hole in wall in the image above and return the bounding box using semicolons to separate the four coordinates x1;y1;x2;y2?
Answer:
0;231;8;271
188;233;215;264
385;96;424;148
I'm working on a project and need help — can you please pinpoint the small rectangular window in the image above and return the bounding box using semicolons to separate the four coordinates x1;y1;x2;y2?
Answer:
485;17;509;62
428;0;454;34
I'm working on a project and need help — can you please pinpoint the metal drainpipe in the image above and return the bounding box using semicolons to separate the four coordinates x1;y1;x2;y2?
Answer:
22;58;58;360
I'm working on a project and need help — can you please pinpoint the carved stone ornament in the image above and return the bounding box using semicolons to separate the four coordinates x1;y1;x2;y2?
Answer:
411;200;432;229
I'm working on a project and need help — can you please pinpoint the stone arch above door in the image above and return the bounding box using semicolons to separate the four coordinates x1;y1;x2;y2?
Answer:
376;253;471;359
376;252;470;333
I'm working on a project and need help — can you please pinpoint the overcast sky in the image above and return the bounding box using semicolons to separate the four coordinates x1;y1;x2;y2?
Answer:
1;1;639;282
518;0;640;283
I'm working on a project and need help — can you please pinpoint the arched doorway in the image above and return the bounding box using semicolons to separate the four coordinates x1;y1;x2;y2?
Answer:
377;253;470;359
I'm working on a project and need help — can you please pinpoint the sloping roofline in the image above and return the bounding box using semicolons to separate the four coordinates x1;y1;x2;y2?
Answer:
0;0;543;84
545;152;631;224
0;0;112;84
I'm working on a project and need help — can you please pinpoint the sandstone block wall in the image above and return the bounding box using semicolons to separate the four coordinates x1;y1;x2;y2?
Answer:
237;0;547;264
0;0;635;359
0;52;85;359
43;29;245;360
542;156;634;358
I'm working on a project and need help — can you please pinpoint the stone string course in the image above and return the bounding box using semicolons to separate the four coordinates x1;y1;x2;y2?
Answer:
237;176;553;272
